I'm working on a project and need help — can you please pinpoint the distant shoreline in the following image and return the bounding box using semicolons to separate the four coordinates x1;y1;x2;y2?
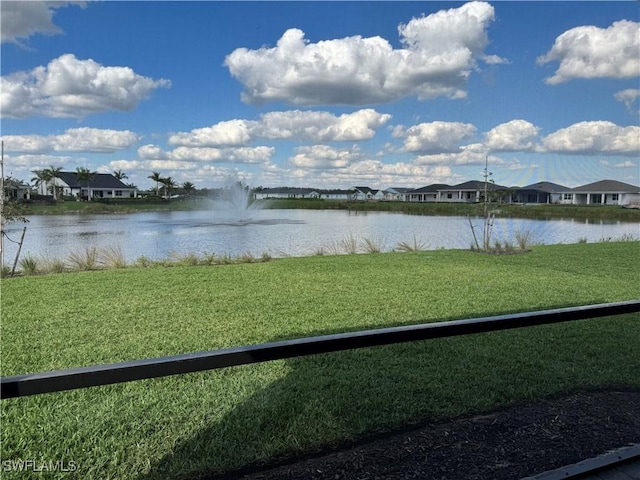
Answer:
17;197;640;222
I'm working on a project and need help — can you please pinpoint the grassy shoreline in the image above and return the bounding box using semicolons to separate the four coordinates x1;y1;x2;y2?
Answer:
17;197;640;221
1;242;639;479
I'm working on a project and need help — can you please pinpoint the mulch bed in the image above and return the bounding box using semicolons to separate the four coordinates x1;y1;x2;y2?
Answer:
203;387;640;480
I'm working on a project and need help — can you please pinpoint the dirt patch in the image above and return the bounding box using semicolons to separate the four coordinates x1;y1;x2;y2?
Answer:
202;387;640;480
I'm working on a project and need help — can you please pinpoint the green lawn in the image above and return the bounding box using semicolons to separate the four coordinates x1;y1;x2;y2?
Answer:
1;242;639;479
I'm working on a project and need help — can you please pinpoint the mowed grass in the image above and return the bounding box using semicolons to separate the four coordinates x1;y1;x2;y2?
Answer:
1;242;639;479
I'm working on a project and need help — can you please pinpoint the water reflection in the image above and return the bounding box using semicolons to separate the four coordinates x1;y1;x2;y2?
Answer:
2;209;638;263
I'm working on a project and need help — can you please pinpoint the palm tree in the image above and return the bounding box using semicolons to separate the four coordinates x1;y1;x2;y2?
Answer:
76;167;96;201
182;181;195;197
43;165;63;200
31;169;49;195
113;169;128;181
160;176;177;199
148;171;162;196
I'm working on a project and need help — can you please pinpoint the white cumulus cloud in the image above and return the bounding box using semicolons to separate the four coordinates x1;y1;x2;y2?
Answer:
415;144;502;166
2;128;140;153
169;109;391;146
395;121;476;153
542;121;640;155
257;109;392;142
139;144;274;164
289;145;361;169
1;1;86;46
538;20;640;84
4;154;73;171
303;160;458;188
168;120;253;147
614;89;640;111
1;54;170;118
484;120;540;151
138;144;170;160
224;2;502;105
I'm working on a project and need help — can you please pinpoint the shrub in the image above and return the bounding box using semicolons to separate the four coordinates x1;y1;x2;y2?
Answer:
617;233;638;242
218;254;234;265
177;253;200;267
362;237;384;254
339;234;359;254
200;252;217;265
67;247;99;271
260;252;272;262
514;228;534;250
43;259;66;274
100;246;127;269
396;235;428;252
19;255;39;276
134;255;153;268
237;252;256;263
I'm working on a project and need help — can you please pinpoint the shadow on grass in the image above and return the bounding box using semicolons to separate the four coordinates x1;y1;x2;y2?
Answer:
137;325;582;480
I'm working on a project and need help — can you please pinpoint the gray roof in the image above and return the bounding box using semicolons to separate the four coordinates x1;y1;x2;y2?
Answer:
4;178;30;188
571;180;640;193
58;172;131;189
519;181;570;193
353;186;375;193
317;189;354;195
385;187;412;194
408;184;451;194
446;180;507;191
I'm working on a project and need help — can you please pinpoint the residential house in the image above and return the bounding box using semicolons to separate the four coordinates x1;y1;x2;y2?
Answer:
351;187;377;201
309;189;354;200
437;181;508;203
569;180;640;206
513;181;569;204
406;184;451;203
382;187;412;201
3;178;31;200
38;172;137;199
373;190;386;201
252;187;314;200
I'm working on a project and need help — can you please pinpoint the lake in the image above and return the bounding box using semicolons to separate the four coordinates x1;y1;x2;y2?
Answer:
2;209;639;264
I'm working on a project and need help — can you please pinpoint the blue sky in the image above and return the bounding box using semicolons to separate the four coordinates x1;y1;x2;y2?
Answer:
1;1;638;190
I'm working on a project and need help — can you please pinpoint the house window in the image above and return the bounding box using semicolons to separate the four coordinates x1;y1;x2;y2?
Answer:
115;190;123;197
447;193;453;199
563;194;572;200
612;194;619;201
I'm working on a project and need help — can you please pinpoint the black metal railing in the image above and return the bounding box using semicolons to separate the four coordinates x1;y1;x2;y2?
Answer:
2;300;639;399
